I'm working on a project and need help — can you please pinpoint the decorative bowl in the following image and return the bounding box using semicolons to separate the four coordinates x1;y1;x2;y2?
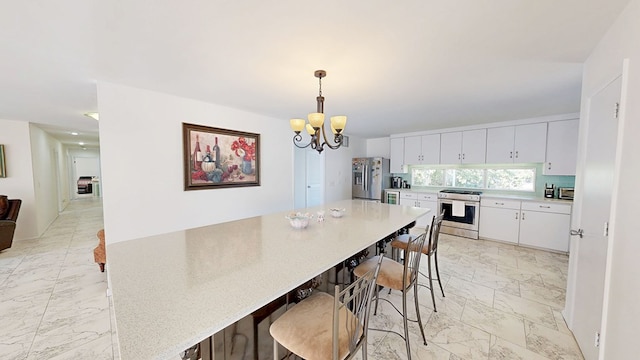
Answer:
285;212;313;229
329;208;346;218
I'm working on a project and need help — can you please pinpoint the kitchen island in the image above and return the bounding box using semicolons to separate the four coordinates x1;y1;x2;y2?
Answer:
107;199;430;360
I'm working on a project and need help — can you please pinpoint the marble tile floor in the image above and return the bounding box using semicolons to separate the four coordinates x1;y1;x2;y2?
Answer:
0;198;583;360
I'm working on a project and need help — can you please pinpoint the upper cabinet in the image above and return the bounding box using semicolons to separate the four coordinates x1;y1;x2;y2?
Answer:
403;134;440;165
389;116;578;171
486;123;547;163
389;137;405;173
440;129;486;164
544;119;579;175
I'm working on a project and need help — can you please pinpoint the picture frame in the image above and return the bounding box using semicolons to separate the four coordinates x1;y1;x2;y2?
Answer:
182;123;260;190
0;145;6;178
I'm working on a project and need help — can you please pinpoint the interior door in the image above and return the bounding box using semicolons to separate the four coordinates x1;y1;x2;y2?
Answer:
569;76;621;360
293;148;325;209
305;149;324;208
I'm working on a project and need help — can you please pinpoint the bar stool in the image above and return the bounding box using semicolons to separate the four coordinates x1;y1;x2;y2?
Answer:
230;277;320;360
270;256;383;360
390;211;445;312
353;231;428;360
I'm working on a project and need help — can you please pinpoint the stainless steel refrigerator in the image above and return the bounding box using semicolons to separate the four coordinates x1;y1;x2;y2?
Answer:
352;157;390;202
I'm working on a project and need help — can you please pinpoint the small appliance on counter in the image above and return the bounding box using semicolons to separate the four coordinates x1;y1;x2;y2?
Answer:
402;180;411;189
544;183;555;198
558;187;575;200
391;176;403;189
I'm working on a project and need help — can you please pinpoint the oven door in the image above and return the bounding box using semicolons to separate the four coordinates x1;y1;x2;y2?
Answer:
438;199;479;231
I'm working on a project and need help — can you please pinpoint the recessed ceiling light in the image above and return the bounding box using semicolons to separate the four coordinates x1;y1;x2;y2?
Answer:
79;142;85;146
71;132;79;136
84;112;99;121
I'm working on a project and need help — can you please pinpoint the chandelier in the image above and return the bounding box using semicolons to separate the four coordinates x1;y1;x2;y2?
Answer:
290;70;347;154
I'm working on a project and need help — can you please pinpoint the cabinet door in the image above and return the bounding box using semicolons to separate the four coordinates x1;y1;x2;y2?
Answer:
440;132;462;164
399;198;416;207
416;200;437;228
486;126;515;164
403;136;422;165
462;129;487;164
421;134;441;164
389;137;405;173
519;210;571;252
514;123;547;163
479;206;520;244
544;119;579;175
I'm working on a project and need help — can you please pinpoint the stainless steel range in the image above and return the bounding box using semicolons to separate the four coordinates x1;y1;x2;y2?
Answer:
437;189;482;239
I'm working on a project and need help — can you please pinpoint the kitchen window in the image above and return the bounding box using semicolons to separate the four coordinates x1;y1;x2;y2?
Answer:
410;166;536;191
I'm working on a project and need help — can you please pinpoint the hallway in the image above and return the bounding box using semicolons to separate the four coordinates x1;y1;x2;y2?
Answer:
0;198;115;359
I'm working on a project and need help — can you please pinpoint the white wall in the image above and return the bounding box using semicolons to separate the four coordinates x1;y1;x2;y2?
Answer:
97;82;294;244
324;136;366;203
571;0;640;357
366;137;390;158
29;125;64;235
0;119;38;239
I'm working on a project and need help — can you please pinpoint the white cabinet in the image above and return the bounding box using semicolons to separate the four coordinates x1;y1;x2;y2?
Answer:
479;198;572;252
544;119;579;175
518;201;572;252
479;199;521;244
399;192;437;228
389;137;405;173
440;129;487;164
403;134;441;165
486;123;547;164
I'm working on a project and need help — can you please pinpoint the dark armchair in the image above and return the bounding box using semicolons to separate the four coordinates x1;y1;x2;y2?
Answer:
0;199;22;251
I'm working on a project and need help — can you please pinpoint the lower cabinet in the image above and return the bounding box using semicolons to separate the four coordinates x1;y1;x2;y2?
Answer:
399;192;438;228
479;198;572;252
518;202;572;252
479;199;521;244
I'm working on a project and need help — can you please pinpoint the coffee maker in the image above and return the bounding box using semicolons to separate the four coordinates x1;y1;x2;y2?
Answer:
544;183;555;198
391;176;402;189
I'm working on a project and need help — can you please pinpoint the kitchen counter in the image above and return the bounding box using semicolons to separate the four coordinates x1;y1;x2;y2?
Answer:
480;193;573;203
388;188;572;203
107;199;429;360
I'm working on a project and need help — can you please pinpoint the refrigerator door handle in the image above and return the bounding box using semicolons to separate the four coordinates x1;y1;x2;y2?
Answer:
363;164;368;192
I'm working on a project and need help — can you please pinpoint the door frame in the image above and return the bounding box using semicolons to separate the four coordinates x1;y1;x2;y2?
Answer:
293;147;325;209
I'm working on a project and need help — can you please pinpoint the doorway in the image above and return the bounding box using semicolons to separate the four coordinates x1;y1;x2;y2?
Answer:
293;147;325;209
566;76;621;360
72;156;101;199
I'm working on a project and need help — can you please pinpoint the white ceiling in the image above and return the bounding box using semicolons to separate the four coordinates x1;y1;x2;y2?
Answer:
0;0;631;148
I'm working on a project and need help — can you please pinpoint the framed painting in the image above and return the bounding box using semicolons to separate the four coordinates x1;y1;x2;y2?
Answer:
0;145;6;178
183;123;260;190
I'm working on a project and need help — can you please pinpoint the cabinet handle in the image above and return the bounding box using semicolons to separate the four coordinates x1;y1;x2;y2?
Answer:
515;212;519;219
458;153;461;160
462;153;465;160
515;150;519;158
539;205;551;209
495;202;504;205
522;212;525;220
509;151;513;159
548;162;552;170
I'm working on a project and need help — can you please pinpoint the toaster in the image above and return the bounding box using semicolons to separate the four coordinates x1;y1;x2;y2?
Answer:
558;187;575;200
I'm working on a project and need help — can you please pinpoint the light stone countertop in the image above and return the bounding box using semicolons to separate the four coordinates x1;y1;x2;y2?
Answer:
479;193;573;203
389;188;573;203
107;199;430;360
